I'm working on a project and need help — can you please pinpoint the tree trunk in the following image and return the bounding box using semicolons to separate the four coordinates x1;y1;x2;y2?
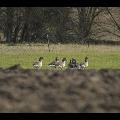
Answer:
6;7;14;43
20;7;31;43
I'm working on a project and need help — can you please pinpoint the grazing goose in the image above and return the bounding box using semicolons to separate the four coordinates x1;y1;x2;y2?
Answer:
33;57;44;69
49;57;67;68
78;57;88;70
48;57;60;67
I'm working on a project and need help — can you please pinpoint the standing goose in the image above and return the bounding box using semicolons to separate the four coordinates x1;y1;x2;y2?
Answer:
78;57;88;70
58;58;67;68
33;57;44;69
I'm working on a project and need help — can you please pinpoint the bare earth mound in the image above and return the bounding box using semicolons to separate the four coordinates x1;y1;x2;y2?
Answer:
0;65;120;113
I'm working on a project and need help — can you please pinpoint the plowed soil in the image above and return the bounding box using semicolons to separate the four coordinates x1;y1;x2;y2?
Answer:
0;65;120;113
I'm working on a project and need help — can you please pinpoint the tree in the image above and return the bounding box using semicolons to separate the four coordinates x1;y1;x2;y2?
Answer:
6;7;14;43
71;7;105;43
43;7;71;43
105;7;120;38
0;7;119;44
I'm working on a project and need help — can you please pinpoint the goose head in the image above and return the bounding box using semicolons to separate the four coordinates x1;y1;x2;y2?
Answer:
55;57;59;61
85;57;88;62
71;58;77;64
62;58;67;62
39;57;44;61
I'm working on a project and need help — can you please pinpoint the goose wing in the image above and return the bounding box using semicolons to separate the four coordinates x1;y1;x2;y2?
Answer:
56;60;63;66
69;60;78;68
53;59;62;66
48;60;58;66
79;62;86;68
33;61;40;69
33;61;38;65
68;63;76;68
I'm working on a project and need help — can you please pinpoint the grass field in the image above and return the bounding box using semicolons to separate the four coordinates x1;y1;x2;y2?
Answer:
0;44;120;69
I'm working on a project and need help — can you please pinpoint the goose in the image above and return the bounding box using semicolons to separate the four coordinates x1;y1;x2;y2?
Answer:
33;57;44;69
58;58;67;68
78;57;88;70
48;57;60;68
49;57;67;68
68;58;78;69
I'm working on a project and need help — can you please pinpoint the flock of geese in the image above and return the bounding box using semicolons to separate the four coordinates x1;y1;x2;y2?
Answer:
33;56;88;70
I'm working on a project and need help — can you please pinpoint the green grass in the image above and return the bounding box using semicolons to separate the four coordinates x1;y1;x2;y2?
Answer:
0;44;120;69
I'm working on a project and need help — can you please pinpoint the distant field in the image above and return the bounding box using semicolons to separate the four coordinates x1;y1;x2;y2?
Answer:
0;44;120;69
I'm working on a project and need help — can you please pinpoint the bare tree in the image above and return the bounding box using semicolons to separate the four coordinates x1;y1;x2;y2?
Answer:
0;7;119;44
72;7;105;43
105;7;120;38
6;7;14;43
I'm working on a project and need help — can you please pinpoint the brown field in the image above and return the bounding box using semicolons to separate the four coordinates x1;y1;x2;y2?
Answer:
0;65;120;113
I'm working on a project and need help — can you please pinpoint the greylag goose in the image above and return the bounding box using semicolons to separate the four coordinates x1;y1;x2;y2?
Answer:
49;57;67;68
58;58;67;68
68;58;78;69
48;57;60;68
33;57;44;69
78;57;88;70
